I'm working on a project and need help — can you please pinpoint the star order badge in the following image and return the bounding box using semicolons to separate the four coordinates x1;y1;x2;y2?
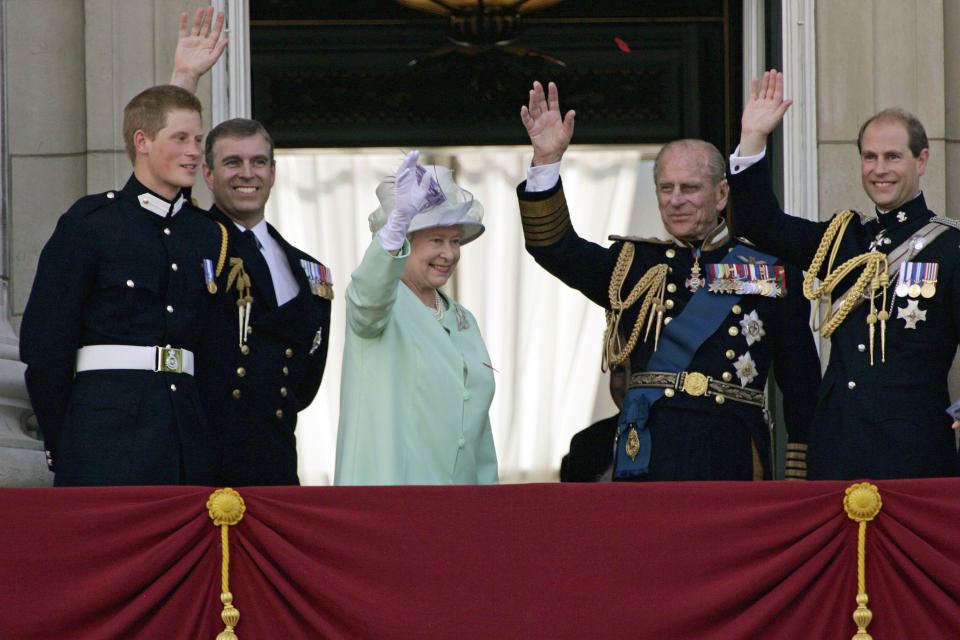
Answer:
897;299;927;329
738;310;765;346
734;351;759;386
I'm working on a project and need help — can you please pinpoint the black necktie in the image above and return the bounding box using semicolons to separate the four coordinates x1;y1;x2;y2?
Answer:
243;229;278;309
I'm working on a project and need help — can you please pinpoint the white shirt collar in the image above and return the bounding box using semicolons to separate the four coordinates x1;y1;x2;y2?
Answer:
137;192;185;218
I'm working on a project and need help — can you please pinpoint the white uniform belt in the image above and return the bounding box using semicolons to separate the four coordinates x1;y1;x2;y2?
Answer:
76;345;195;375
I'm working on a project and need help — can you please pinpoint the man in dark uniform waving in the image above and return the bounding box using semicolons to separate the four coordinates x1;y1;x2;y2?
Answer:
20;85;228;485
171;8;331;485
728;70;960;479
516;81;821;481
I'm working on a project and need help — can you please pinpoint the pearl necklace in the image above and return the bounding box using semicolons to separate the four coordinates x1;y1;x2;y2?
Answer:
433;290;444;319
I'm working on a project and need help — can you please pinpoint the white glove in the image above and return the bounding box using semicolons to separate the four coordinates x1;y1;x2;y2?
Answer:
378;151;432;251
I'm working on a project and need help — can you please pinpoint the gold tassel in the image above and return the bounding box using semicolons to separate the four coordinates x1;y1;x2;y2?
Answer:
843;483;883;640
207;488;247;640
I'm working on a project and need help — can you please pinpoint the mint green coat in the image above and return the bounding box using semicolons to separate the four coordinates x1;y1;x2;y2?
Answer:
334;239;498;485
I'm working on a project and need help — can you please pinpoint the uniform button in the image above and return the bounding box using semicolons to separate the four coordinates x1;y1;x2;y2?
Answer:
457;437;466;449
246;326;253;335
169;384;177;392
732;305;742;315
171;263;178;271
107;192;116;199
240;345;250;355
666;283;677;293
275;409;284;419
715;395;725;405
232;389;242;399
725;350;736;360
280;387;288;397
236;367;246;377
848;381;856;390
663;317;672;325
462;390;471;400
126;279;135;288
163;228;171;236
166;305;174;313
664;299;674;309
721;371;733;382
857;344;866;352
728;326;739;336
282;366;289;375
285;348;293;358
664;388;675;398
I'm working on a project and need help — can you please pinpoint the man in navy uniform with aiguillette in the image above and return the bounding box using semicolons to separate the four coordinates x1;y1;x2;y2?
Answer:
516;81;821;481
171;8;332;485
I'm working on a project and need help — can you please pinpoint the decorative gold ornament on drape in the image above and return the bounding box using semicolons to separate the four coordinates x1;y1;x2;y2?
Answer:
843;482;883;640
207;488;247;640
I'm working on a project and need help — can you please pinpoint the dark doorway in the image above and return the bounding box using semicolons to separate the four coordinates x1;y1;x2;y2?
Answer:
251;1;743;154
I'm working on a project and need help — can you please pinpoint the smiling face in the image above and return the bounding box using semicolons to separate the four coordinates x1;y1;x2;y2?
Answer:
203;133;276;228
401;226;462;304
134;109;203;200
655;145;728;243
860;119;929;212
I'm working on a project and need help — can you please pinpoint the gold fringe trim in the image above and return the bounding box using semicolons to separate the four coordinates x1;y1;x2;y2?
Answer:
208;488;247;640
602;242;667;370
804;211;889;365
843;482;883;640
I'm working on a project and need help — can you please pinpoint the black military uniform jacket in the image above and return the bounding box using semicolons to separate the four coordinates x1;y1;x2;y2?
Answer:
730;158;960;479
518;178;820;480
195;205;331;486
20;175;226;486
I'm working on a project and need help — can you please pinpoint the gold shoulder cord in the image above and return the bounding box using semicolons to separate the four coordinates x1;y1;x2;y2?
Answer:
214;222;229;277
803;210;889;364
602;242;668;371
215;222;254;348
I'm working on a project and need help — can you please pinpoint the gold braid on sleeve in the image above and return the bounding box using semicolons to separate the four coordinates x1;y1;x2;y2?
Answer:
803;210;889;365
602;242;668;371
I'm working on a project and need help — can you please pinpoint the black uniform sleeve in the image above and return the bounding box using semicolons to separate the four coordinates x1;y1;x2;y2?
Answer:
517;178;619;309
20;208;99;461
728;159;829;272
770;265;822;477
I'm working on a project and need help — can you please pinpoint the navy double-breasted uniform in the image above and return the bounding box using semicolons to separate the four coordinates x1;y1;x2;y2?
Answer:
195;205;331;486
730;159;960;479
518;179;821;480
20;175;227;486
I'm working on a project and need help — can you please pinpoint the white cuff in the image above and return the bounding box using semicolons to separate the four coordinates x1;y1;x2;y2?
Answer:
729;145;766;175
525;161;561;192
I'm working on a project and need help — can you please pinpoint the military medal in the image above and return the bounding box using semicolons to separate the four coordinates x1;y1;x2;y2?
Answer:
897;299;927;329
920;263;938;298
202;259;218;294
301;259;334;300
685;248;703;292
895;262;911;297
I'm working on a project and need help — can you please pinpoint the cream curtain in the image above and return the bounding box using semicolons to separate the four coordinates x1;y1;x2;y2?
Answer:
266;145;662;484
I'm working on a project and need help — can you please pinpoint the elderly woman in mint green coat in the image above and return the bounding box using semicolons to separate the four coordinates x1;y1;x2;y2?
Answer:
334;151;498;485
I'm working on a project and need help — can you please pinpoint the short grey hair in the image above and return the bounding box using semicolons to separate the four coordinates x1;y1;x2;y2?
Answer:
653;139;726;186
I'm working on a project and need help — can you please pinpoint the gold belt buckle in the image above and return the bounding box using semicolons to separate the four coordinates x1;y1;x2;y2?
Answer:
681;371;709;397
156;347;184;373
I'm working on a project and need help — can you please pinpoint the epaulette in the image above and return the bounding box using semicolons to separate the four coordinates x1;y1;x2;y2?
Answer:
608;234;672;245
69;190;122;217
930;215;960;232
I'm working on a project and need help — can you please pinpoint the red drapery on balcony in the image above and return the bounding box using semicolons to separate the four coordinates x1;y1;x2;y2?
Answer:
2;479;960;639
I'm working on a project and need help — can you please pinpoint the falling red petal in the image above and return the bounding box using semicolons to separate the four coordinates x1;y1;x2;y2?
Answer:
615;37;631;53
